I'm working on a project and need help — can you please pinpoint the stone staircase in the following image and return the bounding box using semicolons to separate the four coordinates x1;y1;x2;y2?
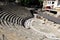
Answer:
0;5;46;40
0;11;47;40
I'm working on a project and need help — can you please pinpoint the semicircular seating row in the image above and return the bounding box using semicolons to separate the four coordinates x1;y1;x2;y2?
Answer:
0;10;31;28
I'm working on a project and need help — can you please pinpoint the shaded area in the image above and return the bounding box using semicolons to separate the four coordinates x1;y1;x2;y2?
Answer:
38;12;60;24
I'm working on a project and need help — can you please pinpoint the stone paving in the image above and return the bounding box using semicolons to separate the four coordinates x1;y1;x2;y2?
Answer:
24;14;60;40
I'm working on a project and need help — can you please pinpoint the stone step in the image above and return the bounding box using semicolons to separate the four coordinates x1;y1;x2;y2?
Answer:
0;18;20;30
0;19;6;27
0;11;24;29
0;12;9;19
